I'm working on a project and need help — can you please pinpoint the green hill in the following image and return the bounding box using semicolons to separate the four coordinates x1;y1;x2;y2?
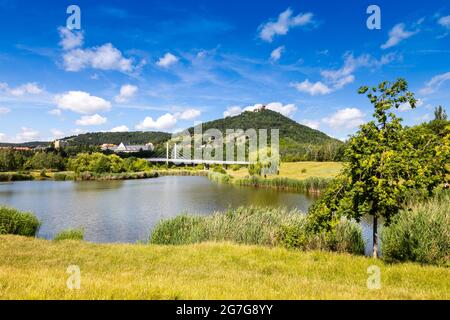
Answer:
190;109;336;145
187;109;344;161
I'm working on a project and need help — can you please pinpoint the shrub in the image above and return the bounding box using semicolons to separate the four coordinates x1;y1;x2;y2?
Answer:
301;168;307;173
207;171;231;184
54;228;84;241
53;172;75;181
0;206;40;237
277;216;365;254
381;191;450;266
0;172;33;181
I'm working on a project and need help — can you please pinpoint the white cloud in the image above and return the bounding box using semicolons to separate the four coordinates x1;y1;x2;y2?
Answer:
399;99;423;112
50;129;65;139
259;8;315;42
1;82;44;97
438;15;450;29
71;128;86;135
300;120;320;130
0;133;5;142
58;27;84;50
270;46;285;62
156;53;179;68
0;107;10;114
264;102;296;117
54;91;111;114
420;72;450;95
293;53;398;96
110;125;129;132
15;127;40;142
75;114;107;126
322;108;365;129
48;109;62;116
62;44;136;72
381;23;418;49
223;106;243;118
136;113;177;130
224;102;296;118
177;108;201;120
291;80;332;96
114;84;138;103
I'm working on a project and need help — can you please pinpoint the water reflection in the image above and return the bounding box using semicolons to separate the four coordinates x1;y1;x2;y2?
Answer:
0;177;316;243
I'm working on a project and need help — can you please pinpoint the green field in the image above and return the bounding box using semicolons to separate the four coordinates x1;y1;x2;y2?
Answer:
227;161;343;180
0;235;448;299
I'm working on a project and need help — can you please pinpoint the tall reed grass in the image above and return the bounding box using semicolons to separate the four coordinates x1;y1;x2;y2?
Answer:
54;228;84;241
234;176;331;193
382;190;449;266
0;206;40;236
150;206;364;255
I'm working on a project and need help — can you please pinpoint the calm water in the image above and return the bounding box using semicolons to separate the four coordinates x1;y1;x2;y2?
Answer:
0;176;317;243
0;176;375;254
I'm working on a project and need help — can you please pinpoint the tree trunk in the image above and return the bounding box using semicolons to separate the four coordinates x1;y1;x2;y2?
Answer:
373;215;378;259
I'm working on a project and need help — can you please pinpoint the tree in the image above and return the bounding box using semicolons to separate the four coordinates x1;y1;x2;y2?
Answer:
434;105;447;121
307;79;450;258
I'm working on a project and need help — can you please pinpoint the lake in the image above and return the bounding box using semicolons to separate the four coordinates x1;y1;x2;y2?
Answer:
0;176;375;254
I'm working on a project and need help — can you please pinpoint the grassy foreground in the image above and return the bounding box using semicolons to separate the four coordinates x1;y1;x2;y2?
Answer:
0;235;448;299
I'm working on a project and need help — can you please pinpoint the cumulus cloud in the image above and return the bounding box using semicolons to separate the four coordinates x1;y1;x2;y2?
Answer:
381;23;418;49
75;114;107;126
62;44;136;72
0;107;10;114
223;102;296;118
177;108;201;120
110;125;129;132
292;53;398;96
322;108;365;129
54;91;111;114
223;106;244;117
420;72;450;95
0;133;5;141
270;46;285;62
259;8;315;42
58;27;83;50
438;15;450;29
58;27;140;73
291;80;332;96
0;82;44;97
157;53;179;68
50;129;65;139
136;113;177;130
15;127;40;142
300;120;320;130
114;84;138;103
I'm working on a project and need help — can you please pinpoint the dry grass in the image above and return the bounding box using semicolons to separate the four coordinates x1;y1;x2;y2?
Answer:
227;162;343;180
0;235;448;300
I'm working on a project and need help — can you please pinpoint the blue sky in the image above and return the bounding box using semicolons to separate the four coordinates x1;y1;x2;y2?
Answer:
0;0;449;142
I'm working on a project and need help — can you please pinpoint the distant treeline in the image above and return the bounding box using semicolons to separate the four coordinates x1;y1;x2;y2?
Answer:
62;131;171;146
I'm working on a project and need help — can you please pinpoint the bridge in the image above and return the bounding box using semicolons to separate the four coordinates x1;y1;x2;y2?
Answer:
145;143;250;165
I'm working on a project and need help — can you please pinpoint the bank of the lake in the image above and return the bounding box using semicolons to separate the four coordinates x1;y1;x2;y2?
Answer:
0;235;448;299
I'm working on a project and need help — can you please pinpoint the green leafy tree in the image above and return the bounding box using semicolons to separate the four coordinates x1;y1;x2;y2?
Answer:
308;79;450;258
